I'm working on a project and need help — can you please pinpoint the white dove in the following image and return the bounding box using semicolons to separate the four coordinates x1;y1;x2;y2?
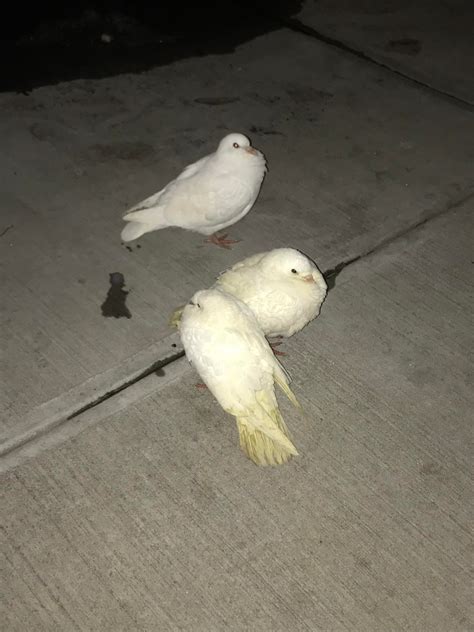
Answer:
180;289;301;466
121;132;267;248
171;248;327;344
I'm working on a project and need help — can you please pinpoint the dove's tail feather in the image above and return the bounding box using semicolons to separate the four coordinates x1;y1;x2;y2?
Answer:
121;221;152;242
234;391;298;466
121;206;170;242
169;305;185;328
126;187;166;213
236;413;298;466
122;205;167;224
274;370;301;409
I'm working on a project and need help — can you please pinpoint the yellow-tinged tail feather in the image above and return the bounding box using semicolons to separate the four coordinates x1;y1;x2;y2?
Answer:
235;392;298;466
274;370;301;409
169;305;185;328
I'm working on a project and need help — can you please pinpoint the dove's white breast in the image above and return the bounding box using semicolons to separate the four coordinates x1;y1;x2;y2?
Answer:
216;272;326;338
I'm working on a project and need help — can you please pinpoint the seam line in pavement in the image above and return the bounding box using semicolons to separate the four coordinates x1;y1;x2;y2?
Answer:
282;18;474;111
2;190;471;464
66;350;186;421
57;190;474;418
323;190;474;288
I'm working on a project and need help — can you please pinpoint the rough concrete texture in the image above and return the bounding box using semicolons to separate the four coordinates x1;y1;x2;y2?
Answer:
1;2;474;629
1;27;473;443
297;0;474;104
2;201;473;631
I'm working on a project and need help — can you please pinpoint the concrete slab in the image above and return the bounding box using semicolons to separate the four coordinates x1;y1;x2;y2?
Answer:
2;199;472;631
1;27;473;445
297;0;474;104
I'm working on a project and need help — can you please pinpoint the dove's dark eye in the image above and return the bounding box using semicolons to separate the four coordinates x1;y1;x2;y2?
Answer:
291;268;297;274
233;142;239;148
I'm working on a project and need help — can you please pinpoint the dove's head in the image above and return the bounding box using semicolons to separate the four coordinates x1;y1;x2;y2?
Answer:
260;248;327;289
184;288;256;326
217;133;259;158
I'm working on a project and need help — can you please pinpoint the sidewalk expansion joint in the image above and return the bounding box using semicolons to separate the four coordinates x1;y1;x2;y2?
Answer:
282;17;474;112
2;190;470;464
66;350;185;422
323;190;474;289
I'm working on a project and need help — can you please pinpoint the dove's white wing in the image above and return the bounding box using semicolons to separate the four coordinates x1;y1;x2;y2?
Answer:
123;154;211;218
181;308;299;466
223;251;267;273
174;154;211;182
202;175;254;224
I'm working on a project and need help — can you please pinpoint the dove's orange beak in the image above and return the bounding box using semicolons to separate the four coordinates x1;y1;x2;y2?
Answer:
245;146;258;156
302;274;315;283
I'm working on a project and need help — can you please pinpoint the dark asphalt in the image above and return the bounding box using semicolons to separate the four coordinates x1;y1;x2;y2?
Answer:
1;1;302;92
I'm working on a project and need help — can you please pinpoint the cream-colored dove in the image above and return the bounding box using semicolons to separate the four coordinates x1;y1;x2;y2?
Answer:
180;288;301;465
171;248;327;343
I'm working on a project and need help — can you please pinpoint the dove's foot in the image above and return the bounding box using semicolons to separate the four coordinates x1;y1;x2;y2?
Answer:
205;233;241;249
268;336;286;356
270;342;286;356
195;382;208;390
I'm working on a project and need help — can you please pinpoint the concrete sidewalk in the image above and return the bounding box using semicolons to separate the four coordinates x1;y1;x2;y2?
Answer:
1;3;473;630
2;200;472;630
1;26;473;451
296;0;474;104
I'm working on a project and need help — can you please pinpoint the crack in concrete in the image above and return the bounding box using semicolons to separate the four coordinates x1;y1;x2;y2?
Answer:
323;190;473;290
66;189;474;420
282;18;474;112
66;350;185;421
2;190;471;462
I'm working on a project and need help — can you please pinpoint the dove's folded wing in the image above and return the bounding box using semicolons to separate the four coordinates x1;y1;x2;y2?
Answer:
213;326;298;466
203;175;253;224
123;187;167;217
227;251;267;272
174;154;210;182
123;154;210;218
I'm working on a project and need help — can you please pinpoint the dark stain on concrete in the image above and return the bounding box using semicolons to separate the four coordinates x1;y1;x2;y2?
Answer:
249;125;283;135
91;141;154;162
194;96;240;105
385;38;422;56
419;461;443;476
101;272;132;319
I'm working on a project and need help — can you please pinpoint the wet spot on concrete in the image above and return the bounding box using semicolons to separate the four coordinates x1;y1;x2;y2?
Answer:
249;125;283;135
355;556;371;569
419;461;442;476
155;368;165;377
194;96;240;105
286;86;334;102
385;38;422;55
101;272;132;319
374;169;389;182
90;141;155;162
121;242;142;252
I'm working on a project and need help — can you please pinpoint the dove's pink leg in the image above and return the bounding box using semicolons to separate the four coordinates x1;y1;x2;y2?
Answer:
195;382;208;389
204;233;241;249
268;336;286;356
